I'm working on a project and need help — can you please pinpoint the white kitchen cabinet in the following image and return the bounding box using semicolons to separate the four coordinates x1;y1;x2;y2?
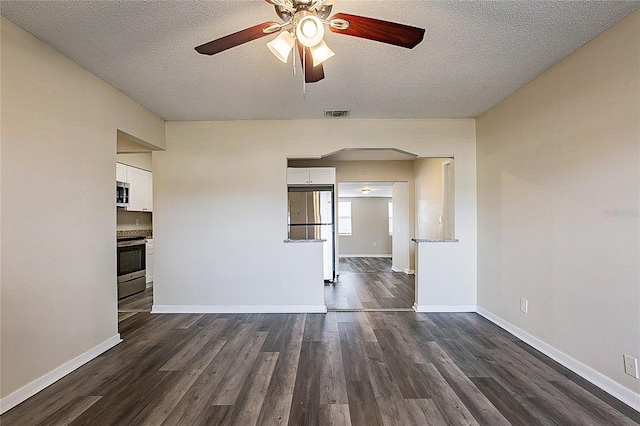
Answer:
287;167;335;185
126;166;153;212
146;239;154;285
116;162;128;182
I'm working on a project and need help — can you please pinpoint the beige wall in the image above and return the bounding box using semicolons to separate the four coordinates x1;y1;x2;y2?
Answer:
117;210;153;231
289;159;414;181
1;17;165;403
155;119;477;309
338;197;392;256
477;9;640;399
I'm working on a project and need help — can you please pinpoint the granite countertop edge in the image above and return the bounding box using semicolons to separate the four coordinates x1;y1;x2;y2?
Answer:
117;229;153;239
412;238;460;243
283;239;326;243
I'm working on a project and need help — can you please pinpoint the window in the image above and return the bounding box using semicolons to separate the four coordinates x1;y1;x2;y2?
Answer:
388;200;393;236
338;201;352;235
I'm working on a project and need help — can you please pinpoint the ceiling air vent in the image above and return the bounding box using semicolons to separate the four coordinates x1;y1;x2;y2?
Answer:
324;110;351;118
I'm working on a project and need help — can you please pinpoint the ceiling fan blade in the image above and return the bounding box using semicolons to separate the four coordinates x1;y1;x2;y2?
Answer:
195;22;280;55
329;13;425;49
297;42;325;83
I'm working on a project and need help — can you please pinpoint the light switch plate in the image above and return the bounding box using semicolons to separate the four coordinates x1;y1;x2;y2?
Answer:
623;354;639;378
520;298;528;314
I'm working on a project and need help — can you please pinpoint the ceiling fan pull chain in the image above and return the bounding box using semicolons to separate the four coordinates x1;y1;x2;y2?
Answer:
293;41;297;76
302;47;306;100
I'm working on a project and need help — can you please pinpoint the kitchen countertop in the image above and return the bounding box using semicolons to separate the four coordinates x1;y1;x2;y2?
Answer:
412;238;460;243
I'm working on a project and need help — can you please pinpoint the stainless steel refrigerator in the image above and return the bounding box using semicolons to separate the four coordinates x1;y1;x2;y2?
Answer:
288;186;335;282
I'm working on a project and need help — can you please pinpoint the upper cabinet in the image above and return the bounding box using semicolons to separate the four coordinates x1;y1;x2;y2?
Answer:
287;167;336;185
116;162;128;182
117;163;153;212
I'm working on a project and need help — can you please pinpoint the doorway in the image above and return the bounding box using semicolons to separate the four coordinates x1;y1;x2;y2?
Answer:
325;181;415;311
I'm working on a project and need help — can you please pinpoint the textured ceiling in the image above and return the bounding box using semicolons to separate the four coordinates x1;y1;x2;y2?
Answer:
2;1;638;121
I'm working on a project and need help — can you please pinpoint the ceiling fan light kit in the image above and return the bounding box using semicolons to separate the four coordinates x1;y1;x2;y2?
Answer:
195;0;425;87
309;40;335;67
267;30;296;63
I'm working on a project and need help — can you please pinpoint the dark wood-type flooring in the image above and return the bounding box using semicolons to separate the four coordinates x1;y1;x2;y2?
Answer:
326;257;414;310
3;305;639;424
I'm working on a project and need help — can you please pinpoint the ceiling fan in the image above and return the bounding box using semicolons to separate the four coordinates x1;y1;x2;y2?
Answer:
195;0;425;84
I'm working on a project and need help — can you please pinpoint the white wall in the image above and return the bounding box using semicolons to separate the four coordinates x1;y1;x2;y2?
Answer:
116;153;152;171
476;9;640;405
155;119;476;310
0;17;165;405
415;158;451;239
338;197;392;256
392;182;410;272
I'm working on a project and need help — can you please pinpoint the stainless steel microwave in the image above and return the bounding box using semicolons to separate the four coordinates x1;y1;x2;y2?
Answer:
116;181;130;208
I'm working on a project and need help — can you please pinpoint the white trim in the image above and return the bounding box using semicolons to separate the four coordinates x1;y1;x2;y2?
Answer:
339;254;392;258
391;266;415;275
476;307;640;412
412;304;477;313
151;305;328;314
0;334;122;415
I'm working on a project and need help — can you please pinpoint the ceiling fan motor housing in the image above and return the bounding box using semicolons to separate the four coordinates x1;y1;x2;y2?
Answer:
275;1;333;21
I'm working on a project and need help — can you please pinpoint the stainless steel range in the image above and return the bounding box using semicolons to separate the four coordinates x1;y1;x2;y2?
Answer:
116;237;146;299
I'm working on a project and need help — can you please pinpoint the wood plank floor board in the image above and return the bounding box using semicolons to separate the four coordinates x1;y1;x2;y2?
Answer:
34;396;102;426
134;339;226;425
159;318;228;371
373;328;432;399
363;342;416;425
404;398;450;425
69;369;179;425
256;314;305;426
422;341;511;426
345;379;385;426
3;282;639;426
471;377;545;426
319;331;349;405
415;362;481;426
288;340;322;426
338;321;372;383
319;403;353;426
223;351;280;426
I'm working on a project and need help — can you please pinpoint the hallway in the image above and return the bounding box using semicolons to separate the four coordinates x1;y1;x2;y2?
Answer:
325;257;415;311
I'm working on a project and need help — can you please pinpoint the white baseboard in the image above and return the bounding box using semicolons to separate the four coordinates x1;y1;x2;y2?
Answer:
391;266;415;275
413;304;477;313
151;305;328;314
0;334;122;415
476;307;640;412
339;254;392;258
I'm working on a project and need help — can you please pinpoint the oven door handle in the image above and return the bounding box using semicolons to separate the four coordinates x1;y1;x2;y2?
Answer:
117;239;146;248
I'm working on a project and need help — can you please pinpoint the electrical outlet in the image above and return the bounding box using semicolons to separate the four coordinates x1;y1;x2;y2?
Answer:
623;354;639;378
520;298;528;314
